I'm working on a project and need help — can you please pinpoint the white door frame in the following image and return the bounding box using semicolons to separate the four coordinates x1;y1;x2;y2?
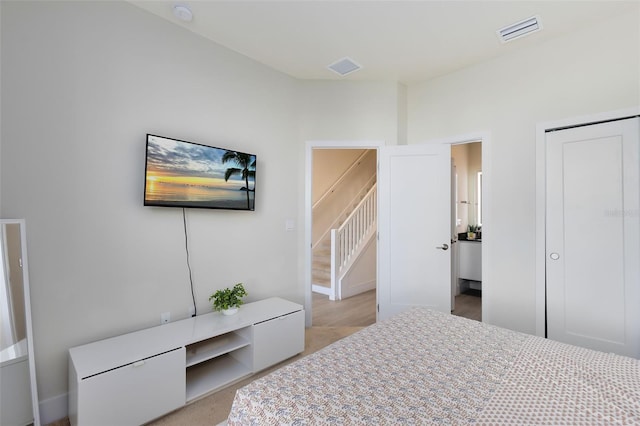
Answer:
424;131;491;324
304;140;385;326
535;106;640;337
305;134;492;325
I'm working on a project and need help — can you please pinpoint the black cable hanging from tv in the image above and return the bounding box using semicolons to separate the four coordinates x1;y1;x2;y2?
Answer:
183;208;197;317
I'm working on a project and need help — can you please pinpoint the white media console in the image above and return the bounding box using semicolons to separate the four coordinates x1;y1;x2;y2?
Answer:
68;297;304;426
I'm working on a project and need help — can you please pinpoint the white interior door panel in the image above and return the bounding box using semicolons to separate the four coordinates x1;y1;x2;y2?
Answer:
546;117;639;358
378;144;451;320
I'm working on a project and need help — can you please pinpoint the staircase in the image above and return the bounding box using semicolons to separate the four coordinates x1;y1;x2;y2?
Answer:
312;181;377;299
312;239;331;290
312;191;368;291
311;150;377;300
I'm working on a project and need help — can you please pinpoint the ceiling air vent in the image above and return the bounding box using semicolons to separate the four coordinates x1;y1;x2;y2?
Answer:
328;57;362;76
497;16;542;43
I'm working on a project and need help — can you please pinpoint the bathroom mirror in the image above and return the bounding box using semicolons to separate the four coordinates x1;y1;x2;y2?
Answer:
1;219;40;426
452;142;482;233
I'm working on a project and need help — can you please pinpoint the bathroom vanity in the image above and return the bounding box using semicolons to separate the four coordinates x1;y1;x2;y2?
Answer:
458;239;481;290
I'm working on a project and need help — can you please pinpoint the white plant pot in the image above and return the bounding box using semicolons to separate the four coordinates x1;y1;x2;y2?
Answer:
222;307;238;316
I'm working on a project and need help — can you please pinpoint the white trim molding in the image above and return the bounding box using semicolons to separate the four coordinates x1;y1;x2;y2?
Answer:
39;393;67;426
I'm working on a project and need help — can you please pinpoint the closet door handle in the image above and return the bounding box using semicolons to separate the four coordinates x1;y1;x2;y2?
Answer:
436;243;449;251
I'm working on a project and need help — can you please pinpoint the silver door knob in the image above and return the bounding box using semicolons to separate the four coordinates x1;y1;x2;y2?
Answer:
550;252;560;260
436;243;449;251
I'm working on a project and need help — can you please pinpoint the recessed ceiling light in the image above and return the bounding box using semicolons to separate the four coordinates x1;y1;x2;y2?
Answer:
327;57;362;77
173;4;193;22
497;16;542;43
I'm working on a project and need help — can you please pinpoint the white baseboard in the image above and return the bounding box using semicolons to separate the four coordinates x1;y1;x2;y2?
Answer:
39;392;68;425
311;284;331;296
340;279;375;299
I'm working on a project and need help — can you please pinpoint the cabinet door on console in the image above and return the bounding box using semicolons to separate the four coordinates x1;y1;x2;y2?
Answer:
77;347;185;426
252;310;304;372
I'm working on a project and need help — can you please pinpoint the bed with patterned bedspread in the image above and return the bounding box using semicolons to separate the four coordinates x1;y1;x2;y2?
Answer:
227;308;640;425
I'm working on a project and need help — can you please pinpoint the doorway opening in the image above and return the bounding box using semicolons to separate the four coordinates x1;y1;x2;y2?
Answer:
451;141;482;322
305;141;383;328
305;135;490;326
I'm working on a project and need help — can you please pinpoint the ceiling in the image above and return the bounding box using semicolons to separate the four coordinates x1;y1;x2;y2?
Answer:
129;1;638;84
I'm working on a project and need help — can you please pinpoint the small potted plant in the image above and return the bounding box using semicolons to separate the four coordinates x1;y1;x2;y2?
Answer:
467;224;478;240
209;283;248;315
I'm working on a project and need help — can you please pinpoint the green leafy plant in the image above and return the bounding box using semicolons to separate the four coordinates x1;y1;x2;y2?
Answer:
209;283;248;312
468;224;479;233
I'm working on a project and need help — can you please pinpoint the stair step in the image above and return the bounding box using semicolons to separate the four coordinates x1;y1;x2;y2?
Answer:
312;185;375;289
313;279;330;289
313;268;330;280
314;250;330;258
317;239;331;248
313;256;329;264
313;263;330;272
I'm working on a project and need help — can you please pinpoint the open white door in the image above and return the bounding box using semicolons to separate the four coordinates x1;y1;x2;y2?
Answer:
378;144;451;320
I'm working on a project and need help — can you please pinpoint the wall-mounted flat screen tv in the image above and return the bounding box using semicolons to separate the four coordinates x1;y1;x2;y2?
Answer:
144;134;256;211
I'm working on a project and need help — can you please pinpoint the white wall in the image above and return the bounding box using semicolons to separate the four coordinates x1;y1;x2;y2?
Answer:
312;149;365;204
312;149;376;244
1;1;300;422
397;83;408;145
298;81;402;146
408;11;639;334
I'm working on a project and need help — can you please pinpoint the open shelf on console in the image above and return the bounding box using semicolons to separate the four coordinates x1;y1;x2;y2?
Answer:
186;354;252;402
185;331;250;368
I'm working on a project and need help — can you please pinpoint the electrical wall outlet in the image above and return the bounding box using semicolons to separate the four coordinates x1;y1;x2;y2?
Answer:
161;312;170;324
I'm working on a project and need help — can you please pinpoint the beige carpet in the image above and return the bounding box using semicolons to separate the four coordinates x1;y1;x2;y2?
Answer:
47;326;362;426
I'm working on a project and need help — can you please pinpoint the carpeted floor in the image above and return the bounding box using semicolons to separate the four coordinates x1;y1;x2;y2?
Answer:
47;326;362;426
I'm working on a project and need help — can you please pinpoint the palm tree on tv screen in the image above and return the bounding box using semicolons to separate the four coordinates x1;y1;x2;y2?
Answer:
222;151;256;209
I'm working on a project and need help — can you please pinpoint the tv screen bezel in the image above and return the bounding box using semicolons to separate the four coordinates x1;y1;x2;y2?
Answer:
143;134;256;211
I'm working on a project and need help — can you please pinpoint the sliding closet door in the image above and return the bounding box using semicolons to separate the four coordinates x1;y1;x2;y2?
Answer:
546;117;639;358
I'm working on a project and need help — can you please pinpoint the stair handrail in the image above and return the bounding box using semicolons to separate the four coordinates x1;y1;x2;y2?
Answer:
312;150;373;211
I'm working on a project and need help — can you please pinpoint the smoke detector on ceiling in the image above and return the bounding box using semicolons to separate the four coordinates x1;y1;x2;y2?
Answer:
173;4;193;22
327;57;362;77
497;16;542;43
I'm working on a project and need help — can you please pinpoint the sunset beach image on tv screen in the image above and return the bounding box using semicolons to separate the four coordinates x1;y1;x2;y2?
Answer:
144;135;256;210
